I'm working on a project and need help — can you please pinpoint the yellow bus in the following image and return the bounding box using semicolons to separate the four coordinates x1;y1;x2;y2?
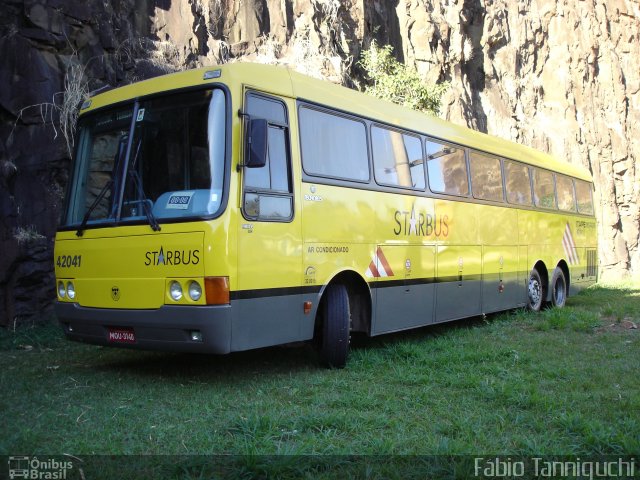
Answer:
55;63;597;367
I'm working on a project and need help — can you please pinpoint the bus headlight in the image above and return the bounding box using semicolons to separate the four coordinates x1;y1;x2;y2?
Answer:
188;281;202;301
169;281;183;301
58;281;66;298
66;282;76;300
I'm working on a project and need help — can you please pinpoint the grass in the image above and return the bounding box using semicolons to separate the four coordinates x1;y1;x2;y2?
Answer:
1;281;638;478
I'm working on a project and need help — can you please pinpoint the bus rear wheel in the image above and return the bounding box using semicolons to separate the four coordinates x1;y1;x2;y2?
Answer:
527;268;545;311
319;283;351;368
550;267;567;308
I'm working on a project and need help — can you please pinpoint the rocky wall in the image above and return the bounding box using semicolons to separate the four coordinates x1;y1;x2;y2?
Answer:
1;0;638;326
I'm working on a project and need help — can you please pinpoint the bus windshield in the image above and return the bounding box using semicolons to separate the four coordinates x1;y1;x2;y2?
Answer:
62;88;226;229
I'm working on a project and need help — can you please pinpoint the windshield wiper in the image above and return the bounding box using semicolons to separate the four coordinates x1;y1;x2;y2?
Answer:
75;178;113;237
76;135;160;235
76;133;129;237
127;141;161;232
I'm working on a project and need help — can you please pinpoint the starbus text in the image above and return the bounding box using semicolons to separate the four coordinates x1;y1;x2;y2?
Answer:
393;210;449;238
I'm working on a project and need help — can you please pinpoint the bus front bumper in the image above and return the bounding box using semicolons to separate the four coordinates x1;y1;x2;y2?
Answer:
55;302;232;354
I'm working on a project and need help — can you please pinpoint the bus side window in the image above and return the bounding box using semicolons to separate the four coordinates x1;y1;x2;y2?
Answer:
556;174;576;212
574;179;594;215
371;125;425;190
504;160;533;205
243;93;293;221
299;106;369;182
426;139;469;196
469;150;504;202
532;168;557;209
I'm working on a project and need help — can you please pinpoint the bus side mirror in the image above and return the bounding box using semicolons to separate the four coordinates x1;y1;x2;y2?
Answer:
246;118;268;168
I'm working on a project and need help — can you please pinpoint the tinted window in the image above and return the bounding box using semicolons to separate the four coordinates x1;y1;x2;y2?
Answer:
426;140;468;196
245;126;290;193
244;193;292;220
533;168;556;209
68;111;130;223
372;126;424;189
504;160;532;205
469;151;503;202
246;95;286;124
575;179;594;214
556;174;576;212
243;93;292;221
244;95;290;193
299;107;369;182
66;89;228;227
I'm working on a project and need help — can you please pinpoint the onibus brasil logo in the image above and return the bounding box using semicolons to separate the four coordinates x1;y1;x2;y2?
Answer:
8;456;73;479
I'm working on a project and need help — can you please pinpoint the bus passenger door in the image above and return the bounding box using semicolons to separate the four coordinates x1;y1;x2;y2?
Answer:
234;91;303;351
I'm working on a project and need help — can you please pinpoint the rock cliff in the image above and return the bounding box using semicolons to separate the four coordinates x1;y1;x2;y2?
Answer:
1;0;638;325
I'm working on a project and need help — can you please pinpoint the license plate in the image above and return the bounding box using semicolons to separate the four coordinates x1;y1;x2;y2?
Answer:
108;328;136;343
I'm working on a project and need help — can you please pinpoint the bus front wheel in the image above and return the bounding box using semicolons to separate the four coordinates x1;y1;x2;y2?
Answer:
527;268;545;311
550;267;567;308
319;283;350;368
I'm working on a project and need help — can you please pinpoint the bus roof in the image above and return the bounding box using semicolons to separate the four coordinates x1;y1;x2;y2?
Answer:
83;63;593;182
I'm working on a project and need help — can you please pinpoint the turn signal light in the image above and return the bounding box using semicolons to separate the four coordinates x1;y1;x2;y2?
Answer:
204;277;230;305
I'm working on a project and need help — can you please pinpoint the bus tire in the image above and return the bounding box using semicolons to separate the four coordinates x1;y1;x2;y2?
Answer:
527;268;545;311
550;267;567;308
319;283;350;368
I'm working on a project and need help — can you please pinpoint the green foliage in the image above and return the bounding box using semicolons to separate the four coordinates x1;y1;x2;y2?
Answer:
1;281;638;468
359;42;449;116
535;308;601;332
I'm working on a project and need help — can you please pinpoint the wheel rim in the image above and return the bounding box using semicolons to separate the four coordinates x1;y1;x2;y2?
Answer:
554;277;566;305
529;276;541;307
